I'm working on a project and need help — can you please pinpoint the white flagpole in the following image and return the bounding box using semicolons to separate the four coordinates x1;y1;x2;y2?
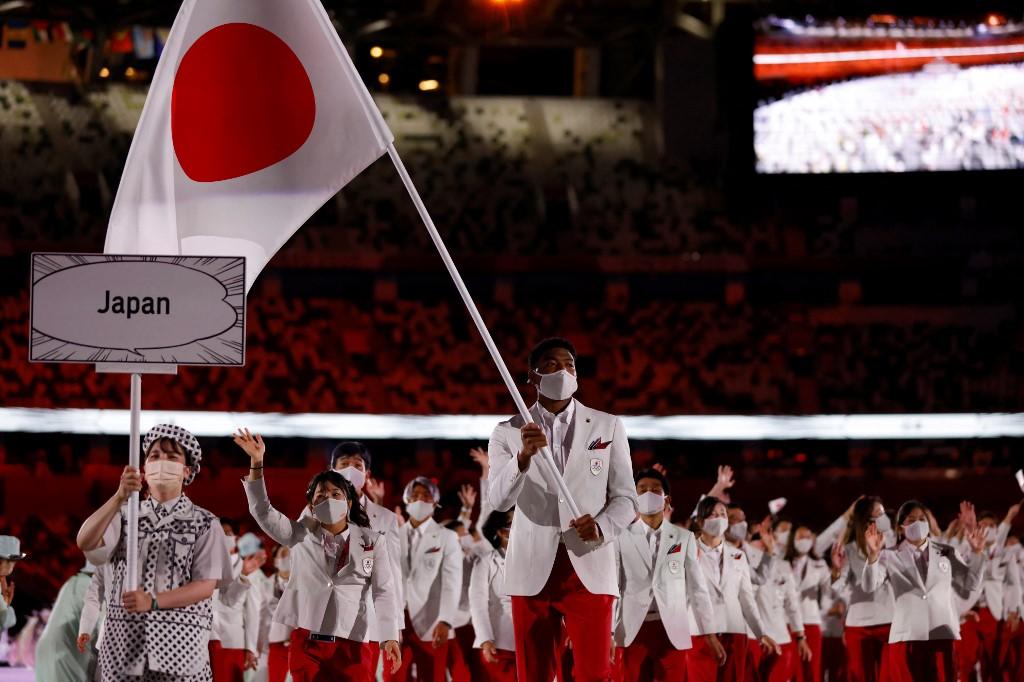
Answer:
126;373;141;590
385;144;583;521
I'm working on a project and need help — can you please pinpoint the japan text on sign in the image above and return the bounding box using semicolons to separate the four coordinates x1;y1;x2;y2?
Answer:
30;254;245;366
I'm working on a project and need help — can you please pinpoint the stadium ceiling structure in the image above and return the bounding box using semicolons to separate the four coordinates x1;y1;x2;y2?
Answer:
4;0;1020;45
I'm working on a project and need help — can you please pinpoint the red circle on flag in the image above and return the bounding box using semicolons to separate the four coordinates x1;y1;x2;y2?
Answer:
172;23;316;183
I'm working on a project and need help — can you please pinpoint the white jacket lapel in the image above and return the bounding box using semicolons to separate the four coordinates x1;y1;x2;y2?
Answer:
565;403;596;488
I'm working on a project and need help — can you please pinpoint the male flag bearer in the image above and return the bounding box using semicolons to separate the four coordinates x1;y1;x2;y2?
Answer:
488;338;638;682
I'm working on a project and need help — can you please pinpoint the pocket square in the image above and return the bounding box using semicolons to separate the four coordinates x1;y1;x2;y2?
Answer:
667;543;682;555
588;437;612;451
425;547;441;554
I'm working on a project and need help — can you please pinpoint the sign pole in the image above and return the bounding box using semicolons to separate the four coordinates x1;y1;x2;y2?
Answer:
126;372;141;591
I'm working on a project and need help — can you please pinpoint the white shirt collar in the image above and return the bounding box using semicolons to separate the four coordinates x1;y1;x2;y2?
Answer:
699;539;723;554
158;496;180;511
534;399;576;426
909;540;929;554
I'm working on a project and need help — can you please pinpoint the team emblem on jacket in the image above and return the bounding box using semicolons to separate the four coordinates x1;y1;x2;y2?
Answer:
363;557;374;573
668;559;681;574
590;458;603;475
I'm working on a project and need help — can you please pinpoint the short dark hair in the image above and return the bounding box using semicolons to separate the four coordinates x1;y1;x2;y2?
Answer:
304;470;371;528
330;441;372;471
978;510;998;523
482;508;514;550
634;468;670;495
528;337;577;371
695;496;724;523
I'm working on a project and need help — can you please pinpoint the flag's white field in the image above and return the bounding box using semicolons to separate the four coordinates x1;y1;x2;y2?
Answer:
105;0;392;291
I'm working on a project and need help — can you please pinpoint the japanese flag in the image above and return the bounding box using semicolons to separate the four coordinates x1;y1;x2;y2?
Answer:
104;0;393;292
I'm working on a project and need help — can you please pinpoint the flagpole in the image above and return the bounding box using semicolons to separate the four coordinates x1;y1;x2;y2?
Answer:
385;144;583;521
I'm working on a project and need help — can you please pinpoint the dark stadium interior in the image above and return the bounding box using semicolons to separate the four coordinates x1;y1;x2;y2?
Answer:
0;0;1022;661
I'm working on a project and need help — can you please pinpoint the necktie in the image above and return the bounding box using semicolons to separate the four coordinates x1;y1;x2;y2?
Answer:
334;535;349;574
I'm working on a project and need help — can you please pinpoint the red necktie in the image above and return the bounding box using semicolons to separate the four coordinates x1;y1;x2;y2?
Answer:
334;536;349;573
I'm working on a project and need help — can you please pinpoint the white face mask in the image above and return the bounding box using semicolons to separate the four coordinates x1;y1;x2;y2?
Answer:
703;517;728;538
144;460;185;492
535;369;578;401
224;534;237;553
334;466;366;493
459;535;475;551
274;556;291;573
774;530;791;546
903;520;930;543
984;527;997;545
873;514;891;534
728;522;748;541
637;491;666;516
794;538;814;555
312;498;348;526
406;500;434;522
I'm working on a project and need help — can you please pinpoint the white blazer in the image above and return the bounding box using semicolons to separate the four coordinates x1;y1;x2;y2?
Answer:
840;540;895;627
615;520;714;650
363;497;404;639
244;478;400;643
690;540;766;639
469;550;515;652
211;555;260;652
399;517;463;641
790;555;832;626
488;401;638;597
864;540;984;642
754;559;804;644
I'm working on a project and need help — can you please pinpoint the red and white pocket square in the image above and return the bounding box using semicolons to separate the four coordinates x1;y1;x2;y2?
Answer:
587;437;612;450
667;543;682;555
425;547;441;554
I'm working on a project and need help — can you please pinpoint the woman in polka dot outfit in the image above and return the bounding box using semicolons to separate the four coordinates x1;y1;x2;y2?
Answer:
76;424;244;682
234;428;403;682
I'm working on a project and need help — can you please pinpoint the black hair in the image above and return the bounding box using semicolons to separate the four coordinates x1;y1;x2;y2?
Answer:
695;496;725;533
843;495;884;558
634;468;671;495
482;508;514;551
330;441;372;471
220;518;237;534
441;519;466;533
528;337;577;372
783;524;815;562
895;499;930;533
978;510;998;523
305;470;371;528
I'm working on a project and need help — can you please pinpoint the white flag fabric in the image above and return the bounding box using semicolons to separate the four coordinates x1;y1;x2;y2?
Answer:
105;0;393;292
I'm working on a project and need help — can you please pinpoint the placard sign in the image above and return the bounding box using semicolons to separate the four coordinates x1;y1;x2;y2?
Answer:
30;254;245;366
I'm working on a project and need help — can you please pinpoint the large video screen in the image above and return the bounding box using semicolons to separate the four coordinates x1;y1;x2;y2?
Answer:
753;14;1024;174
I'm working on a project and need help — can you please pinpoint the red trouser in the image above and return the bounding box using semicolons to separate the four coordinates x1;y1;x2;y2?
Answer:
844;624;893;682
209;641;246;682
620;620;688;682
687;633;749;682
956;617;980;682
1004;622;1024;682
288;628;372;682
761;640;796;682
478;649;517;682
795;624;823;682
976;607;1004;682
268;641;289;682
889;640;954;682
383;614;449;682
822;636;846;682
510;546;614;682
447;623;475;682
